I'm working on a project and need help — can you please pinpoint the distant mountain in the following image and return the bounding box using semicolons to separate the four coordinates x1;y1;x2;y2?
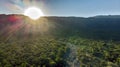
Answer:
0;14;120;40
90;15;120;18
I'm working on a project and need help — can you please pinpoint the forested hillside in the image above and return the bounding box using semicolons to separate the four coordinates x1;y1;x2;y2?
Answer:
0;15;120;67
1;15;120;40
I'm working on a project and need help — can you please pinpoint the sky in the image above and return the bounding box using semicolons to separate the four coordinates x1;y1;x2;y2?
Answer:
0;0;120;17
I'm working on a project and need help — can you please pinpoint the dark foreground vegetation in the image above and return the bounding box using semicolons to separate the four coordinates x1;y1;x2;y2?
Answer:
0;37;68;67
0;15;120;67
0;37;120;67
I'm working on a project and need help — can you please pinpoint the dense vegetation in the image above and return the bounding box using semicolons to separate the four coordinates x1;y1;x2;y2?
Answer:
0;37;120;67
68;37;120;67
0;37;68;67
0;15;120;67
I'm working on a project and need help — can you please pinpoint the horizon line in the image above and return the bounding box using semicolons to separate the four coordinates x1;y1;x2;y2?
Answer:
0;14;120;18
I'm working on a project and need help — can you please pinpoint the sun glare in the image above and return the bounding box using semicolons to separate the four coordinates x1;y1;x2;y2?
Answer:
24;7;44;20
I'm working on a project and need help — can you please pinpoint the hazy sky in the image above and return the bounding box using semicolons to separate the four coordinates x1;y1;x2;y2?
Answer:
0;0;120;17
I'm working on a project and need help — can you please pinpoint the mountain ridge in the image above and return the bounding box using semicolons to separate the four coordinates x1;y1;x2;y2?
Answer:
1;14;120;18
0;14;120;40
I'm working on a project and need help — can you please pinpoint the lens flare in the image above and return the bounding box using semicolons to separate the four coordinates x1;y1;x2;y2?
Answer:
0;0;49;40
24;7;44;20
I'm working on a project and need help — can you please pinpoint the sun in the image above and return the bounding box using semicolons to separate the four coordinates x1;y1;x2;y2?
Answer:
24;7;44;20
